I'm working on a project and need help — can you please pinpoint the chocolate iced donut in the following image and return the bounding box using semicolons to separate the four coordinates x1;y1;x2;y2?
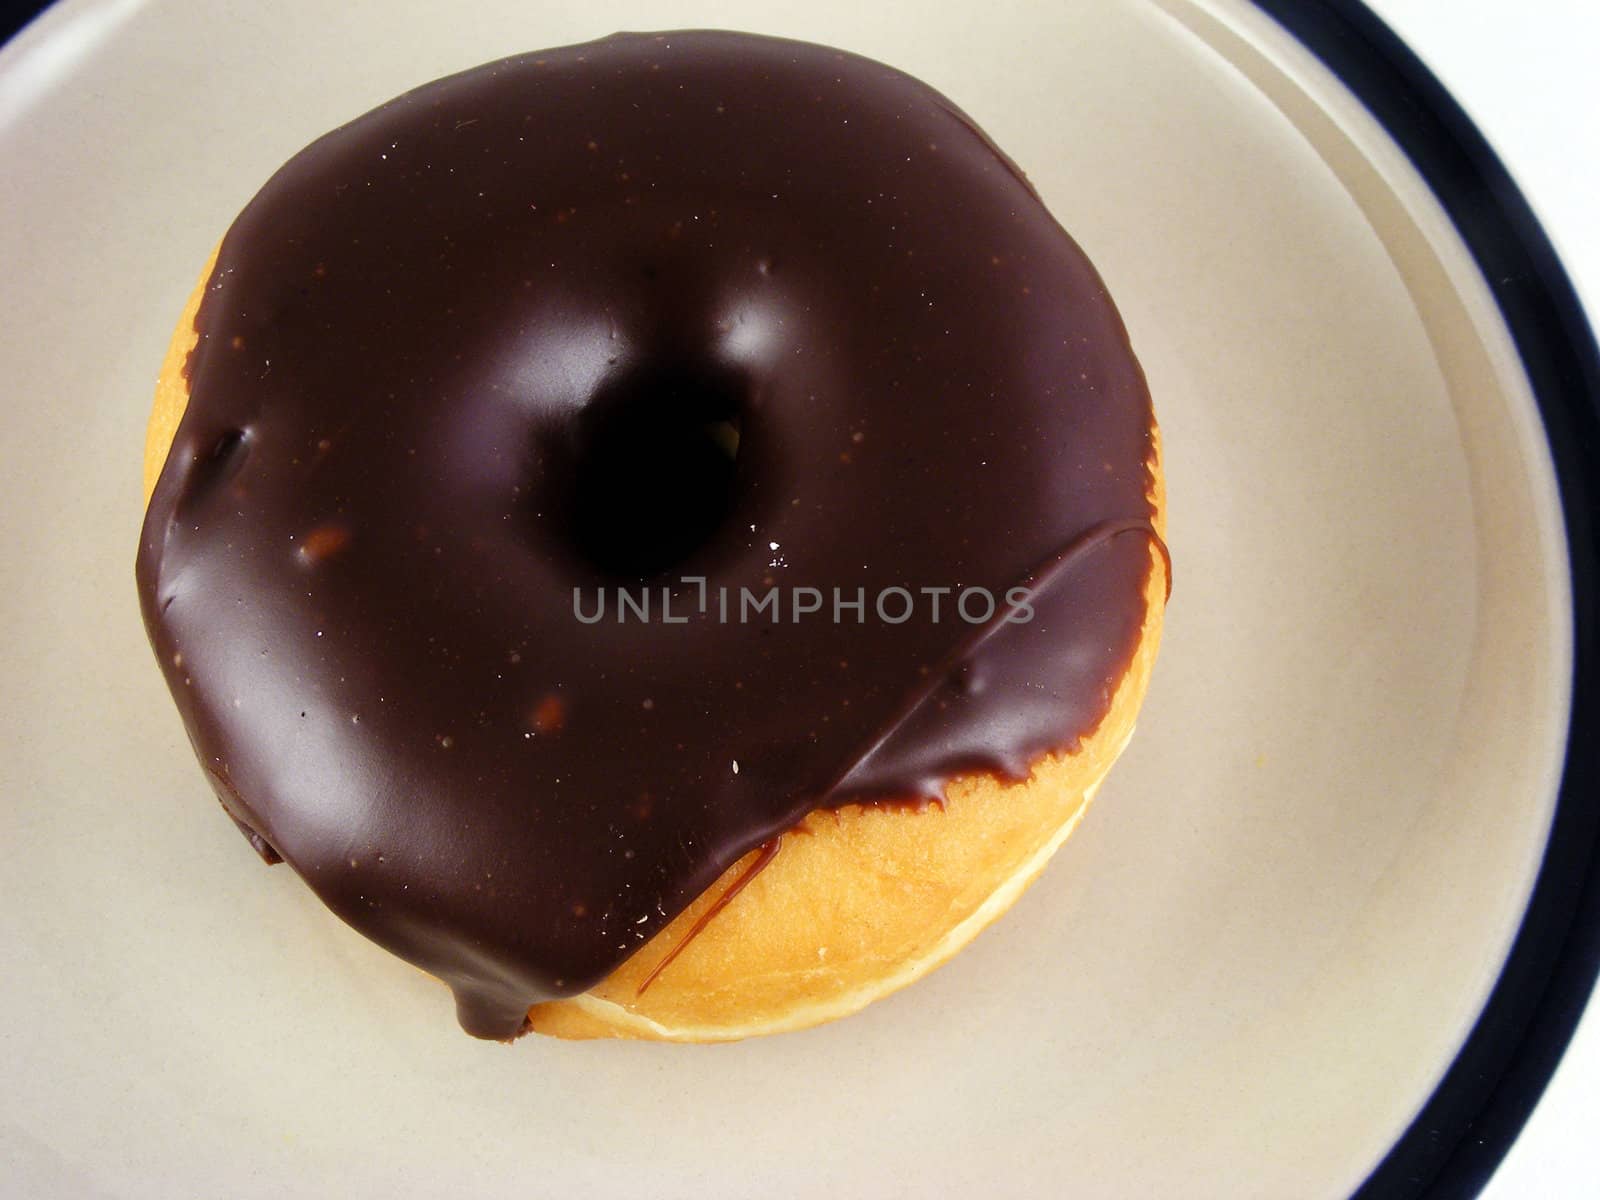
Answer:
137;30;1166;1041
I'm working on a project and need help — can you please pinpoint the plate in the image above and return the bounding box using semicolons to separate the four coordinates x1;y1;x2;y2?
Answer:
1;1;1595;1196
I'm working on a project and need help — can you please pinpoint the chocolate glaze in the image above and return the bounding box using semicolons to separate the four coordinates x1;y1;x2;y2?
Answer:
137;31;1159;1039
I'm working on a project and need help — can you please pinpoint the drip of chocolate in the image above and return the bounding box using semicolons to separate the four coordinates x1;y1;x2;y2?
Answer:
137;30;1158;1038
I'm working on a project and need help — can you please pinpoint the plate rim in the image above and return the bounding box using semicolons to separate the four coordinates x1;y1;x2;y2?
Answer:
3;1;1598;1196
1236;1;1600;1196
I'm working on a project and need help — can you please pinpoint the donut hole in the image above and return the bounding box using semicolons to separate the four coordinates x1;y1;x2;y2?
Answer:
566;361;745;578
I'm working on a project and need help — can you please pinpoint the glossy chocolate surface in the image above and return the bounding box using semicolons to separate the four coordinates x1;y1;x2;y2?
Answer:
137;31;1158;1038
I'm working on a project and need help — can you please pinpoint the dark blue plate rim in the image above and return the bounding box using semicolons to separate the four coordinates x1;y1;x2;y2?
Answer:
6;1;1599;1196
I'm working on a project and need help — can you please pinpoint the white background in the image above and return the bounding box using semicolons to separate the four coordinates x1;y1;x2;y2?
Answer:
1363;1;1599;1195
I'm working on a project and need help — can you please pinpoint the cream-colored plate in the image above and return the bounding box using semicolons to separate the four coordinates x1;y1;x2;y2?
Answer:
0;0;1573;1195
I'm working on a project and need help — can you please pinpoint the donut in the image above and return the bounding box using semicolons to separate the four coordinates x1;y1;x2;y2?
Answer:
137;31;1167;1042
